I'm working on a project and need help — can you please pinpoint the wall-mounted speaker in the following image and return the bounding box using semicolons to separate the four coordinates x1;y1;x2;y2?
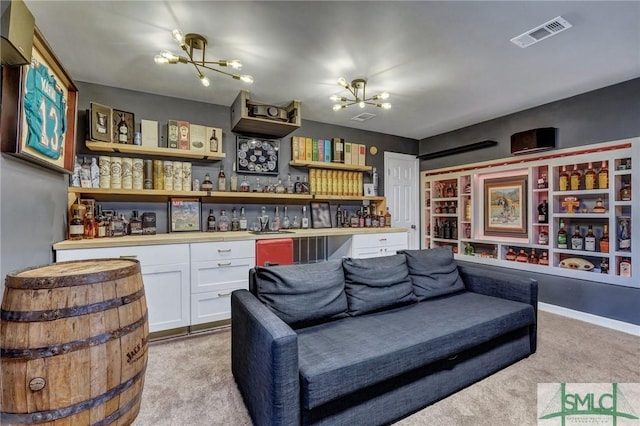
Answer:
1;0;35;66
511;127;557;155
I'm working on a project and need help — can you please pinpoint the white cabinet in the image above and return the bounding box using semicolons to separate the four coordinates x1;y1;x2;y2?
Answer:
328;232;409;259
190;241;255;325
55;244;190;332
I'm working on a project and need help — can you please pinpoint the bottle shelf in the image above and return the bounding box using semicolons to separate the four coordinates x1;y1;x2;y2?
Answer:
85;141;226;160
551;189;609;196
289;160;372;172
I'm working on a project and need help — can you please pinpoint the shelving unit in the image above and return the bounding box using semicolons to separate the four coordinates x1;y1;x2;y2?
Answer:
230;90;301;137
289;160;372;172
421;138;638;287
85;141;226;160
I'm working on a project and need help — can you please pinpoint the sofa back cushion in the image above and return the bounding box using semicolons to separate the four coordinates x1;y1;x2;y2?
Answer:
342;254;416;316
400;247;466;301
253;260;348;327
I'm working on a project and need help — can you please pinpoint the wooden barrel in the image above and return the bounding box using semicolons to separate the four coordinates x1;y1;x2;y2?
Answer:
0;259;148;426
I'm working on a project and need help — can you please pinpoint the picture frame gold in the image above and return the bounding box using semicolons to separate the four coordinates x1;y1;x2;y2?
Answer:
168;197;201;232
0;28;78;174
484;175;528;237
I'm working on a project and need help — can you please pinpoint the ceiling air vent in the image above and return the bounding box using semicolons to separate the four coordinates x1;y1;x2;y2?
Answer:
350;112;376;122
510;16;572;48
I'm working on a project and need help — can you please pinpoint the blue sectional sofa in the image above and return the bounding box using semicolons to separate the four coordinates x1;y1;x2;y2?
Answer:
231;247;538;426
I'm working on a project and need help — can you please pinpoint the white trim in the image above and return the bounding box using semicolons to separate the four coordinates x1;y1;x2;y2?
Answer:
538;302;640;336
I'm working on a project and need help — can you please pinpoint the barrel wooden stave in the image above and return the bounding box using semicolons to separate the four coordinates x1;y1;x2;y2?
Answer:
1;259;148;426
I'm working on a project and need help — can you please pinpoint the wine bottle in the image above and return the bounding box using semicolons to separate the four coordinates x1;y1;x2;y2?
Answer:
584;225;596;252
570;227;584;251
117;113;128;143
559;165;569;191
597;160;608;189
209;129;218;153
570;164;581;191
557;219;568;249
584;162;596;190
599;225;609;253
217;166;226;191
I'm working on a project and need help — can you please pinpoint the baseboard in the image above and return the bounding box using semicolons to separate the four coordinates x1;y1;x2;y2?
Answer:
538;302;640;336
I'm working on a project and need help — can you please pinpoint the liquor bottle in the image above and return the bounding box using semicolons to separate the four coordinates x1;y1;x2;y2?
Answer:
275;178;286;194
364;207;372;228
239;207;248;231
282;206;290;229
538;226;549;245
301;175;310;194
599;225;610;253
286;173;295;194
372;167;379;196
231;208;240;231
516;249;528;263
618;217;631;250
90;158;100;188
71;156;81;187
80;157;92;188
557;219;568;249
599;258;609;274
83;205;96;239
272;207;282;231
294;176;302;193
558;165;569;191
570;227;584;251
372;211;380;228
96;205;107;238
259;206;268;231
265;177;274;193
539;251;549;266
584;225;597;252
254;177;263;193
69;208;84;240
442;220;451;239
384;207;392;227
117;113;128;143
537;199;548;223
358;207;365;228
292;214;301;229
206;209;217;232
529;248;539;264
537;171;548;189
201;173;213;191
465;199;471;221
301;206;309;229
240;175;251;192
584;162;596;190
119;213;130;236
230;162;238;192
336;204;343;228
379;211;385;228
445;183;455;197
619;257;631;277
597;160;608;189
218;209;230;232
217;167;226;191
570;164;581;191
209;129;218;153
451;220;457;239
620;181;631;201
350;210;359;228
128;210;142;235
433;219;440;239
505;247;517;261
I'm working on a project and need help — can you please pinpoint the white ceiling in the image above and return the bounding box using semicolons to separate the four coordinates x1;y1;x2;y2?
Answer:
23;1;640;140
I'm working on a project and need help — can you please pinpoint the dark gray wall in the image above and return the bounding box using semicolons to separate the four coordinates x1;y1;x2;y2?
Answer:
419;78;640;326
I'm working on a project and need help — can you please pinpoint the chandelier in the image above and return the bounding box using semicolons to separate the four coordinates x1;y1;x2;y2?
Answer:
330;78;391;111
154;29;253;87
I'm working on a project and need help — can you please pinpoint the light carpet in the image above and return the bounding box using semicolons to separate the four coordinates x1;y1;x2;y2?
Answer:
134;311;639;426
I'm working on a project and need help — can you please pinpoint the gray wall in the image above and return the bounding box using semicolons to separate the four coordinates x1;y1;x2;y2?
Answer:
419;77;640;326
0;81;417;291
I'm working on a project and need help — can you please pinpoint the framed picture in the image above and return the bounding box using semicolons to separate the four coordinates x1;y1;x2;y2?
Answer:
169;197;201;232
236;135;279;175
0;28;78;174
89;102;112;142
484;176;527;237
113;109;135;144
310;202;332;229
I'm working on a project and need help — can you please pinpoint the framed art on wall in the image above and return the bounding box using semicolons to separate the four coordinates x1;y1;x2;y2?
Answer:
0;28;78;174
310;202;332;229
89;102;112;142
112;109;135;144
484;175;528;238
169;198;201;232
236;135;279;175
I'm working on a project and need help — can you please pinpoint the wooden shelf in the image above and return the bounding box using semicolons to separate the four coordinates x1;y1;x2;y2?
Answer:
85;141;226;160
289;160;372;172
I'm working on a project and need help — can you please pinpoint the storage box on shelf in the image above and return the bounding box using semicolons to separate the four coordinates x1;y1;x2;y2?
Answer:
421;138;637;287
230;90;300;137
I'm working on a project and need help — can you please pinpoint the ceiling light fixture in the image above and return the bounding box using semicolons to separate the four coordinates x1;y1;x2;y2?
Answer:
330;78;391;111
154;29;253;87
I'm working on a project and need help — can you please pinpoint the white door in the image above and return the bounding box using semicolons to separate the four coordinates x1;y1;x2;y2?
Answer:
384;152;420;249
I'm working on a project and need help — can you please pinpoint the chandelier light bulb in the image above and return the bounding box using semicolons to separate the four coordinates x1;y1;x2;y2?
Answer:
160;50;179;61
199;75;210;87
154;55;169;64
239;74;254;83
337;77;348;88
333;104;345;111
359;101;365;108
381;103;392;109
228;59;242;69
330;94;340;102
379;92;390;100
171;29;185;46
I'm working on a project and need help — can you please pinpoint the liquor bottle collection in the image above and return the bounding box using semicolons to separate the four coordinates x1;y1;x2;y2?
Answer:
68;198;155;240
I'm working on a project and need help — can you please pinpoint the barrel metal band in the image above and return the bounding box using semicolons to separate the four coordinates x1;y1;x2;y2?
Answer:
0;362;147;424
0;288;146;322
0;312;148;360
92;386;143;426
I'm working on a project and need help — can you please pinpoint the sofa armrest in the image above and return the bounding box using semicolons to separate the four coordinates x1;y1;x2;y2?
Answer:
457;263;538;353
231;289;300;426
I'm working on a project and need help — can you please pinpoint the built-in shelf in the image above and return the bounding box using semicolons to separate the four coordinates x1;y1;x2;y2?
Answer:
289;160;372;172
85;141;226;160
230;90;301;138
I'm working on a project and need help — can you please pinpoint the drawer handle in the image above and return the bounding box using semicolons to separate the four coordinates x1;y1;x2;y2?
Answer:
217;262;232;267
119;255;138;259
218;292;232;297
379;238;387;242
217;249;232;253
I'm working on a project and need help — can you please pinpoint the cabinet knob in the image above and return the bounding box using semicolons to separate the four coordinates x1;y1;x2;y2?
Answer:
217;248;232;253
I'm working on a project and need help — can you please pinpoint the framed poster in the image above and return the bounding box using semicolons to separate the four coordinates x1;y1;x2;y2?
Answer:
310;202;332;229
113;109;135;144
89;102;112;142
0;28;78;174
484;175;528;237
169;197;201;232
236;135;279;175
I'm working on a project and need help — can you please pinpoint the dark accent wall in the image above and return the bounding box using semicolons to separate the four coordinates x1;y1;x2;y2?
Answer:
419;77;640;326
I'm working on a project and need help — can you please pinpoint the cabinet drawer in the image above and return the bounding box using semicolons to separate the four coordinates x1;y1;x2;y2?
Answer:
56;244;189;266
352;232;408;250
191;258;255;293
190;286;245;325
190;240;255;262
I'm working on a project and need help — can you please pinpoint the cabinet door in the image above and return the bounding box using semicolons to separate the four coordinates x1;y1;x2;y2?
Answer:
191;258;255;294
191;287;241;325
143;263;190;332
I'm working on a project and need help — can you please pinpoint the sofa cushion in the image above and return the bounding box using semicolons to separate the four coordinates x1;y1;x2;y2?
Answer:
342;254;416;316
400;247;466;301
296;291;535;410
254;260;348;327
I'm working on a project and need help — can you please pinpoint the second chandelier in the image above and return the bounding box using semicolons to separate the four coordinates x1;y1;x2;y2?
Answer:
330;78;391;111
